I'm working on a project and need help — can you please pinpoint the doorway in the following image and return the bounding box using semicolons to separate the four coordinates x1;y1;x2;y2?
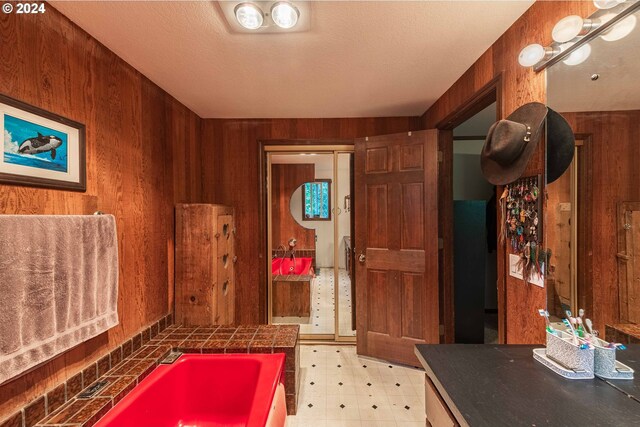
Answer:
452;103;499;344
546;135;592;322
266;146;356;342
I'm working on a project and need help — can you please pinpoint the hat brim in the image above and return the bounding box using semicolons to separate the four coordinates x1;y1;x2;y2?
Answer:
481;102;547;185
546;108;575;184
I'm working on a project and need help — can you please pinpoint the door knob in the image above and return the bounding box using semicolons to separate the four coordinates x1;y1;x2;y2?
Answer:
358;253;366;263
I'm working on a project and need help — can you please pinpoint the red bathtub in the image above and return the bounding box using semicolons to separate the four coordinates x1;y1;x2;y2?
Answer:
94;353;286;427
272;257;313;275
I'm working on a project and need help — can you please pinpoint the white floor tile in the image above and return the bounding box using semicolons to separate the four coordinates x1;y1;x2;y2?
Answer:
289;344;425;426
324;421;363;427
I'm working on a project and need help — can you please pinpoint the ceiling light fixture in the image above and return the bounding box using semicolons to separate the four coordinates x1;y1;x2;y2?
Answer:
593;0;625;10
271;2;299;29
561;42;592;66
552;15;599;43
234;3;264;30
600;13;637;41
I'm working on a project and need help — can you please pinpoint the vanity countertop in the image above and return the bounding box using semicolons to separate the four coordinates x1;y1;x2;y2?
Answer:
415;344;640;427
607;345;640;402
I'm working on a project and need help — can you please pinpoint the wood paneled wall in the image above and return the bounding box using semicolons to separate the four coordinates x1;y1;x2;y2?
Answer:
0;6;202;417
201;118;422;324
271;164;316;251
562;110;640;334
422;1;596;344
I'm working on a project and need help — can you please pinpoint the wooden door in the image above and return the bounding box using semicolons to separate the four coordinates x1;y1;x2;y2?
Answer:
355;130;440;366
618;201;640;324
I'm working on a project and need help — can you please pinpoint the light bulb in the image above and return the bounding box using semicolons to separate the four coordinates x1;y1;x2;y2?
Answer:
271;2;299;29
552;15;591;43
593;0;624;9
601;14;637;41
235;3;264;30
518;44;546;67
562;43;592;66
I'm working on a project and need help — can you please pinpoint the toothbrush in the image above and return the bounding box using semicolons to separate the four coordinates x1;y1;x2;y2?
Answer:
607;343;627;350
538;309;554;333
576;317;584;337
569;316;580;336
585;318;598;337
585;319;599;337
585;318;594;336
563;312;579;345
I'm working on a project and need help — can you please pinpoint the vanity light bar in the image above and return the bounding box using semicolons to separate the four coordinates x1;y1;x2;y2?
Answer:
519;1;640;72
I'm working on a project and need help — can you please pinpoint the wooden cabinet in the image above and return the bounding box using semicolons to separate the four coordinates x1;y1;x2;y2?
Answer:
425;375;458;427
175;204;235;326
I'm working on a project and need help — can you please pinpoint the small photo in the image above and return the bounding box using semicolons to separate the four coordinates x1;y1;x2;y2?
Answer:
4;114;69;173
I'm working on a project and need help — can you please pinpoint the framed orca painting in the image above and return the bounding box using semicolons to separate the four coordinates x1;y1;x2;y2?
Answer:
0;94;86;191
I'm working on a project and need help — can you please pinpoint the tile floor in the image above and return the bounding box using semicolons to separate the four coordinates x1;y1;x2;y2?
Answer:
274;268;356;337
337;269;356;337
286;345;426;427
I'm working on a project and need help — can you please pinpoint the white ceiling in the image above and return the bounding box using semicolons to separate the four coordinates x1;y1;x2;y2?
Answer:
51;1;533;118
548;9;640;113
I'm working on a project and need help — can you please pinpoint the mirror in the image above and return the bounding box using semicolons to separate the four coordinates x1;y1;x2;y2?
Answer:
546;6;640;339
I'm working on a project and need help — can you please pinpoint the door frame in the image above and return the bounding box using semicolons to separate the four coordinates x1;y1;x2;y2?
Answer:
574;134;593;321
258;140;356;341
433;74;506;344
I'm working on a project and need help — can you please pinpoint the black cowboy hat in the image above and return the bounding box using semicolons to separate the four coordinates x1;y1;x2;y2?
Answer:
481;102;547;185
546;108;575;184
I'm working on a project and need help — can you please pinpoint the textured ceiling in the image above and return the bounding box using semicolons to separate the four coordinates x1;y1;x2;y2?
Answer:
51;1;533;118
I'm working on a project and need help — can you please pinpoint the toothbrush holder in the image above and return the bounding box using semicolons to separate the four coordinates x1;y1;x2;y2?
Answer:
546;330;594;374
590;337;616;377
587;337;633;379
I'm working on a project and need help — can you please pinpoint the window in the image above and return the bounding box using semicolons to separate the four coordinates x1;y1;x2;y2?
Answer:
302;180;331;220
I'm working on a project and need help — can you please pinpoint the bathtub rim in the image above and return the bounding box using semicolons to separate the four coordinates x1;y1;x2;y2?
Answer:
94;352;286;427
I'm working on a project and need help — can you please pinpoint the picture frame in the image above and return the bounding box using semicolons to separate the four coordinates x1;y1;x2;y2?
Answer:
1;93;86;192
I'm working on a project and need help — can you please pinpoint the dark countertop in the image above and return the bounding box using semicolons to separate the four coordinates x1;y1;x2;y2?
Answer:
415;344;640;427
607;346;640;403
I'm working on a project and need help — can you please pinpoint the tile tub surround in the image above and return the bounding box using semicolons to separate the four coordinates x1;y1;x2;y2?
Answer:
13;324;300;427
0;313;174;427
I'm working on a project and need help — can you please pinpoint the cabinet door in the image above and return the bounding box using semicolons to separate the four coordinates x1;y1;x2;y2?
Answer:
425;375;459;427
176;204;216;326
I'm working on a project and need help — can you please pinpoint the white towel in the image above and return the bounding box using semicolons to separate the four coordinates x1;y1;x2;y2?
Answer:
0;215;119;385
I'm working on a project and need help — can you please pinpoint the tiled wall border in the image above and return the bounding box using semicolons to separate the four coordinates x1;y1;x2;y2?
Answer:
0;313;174;427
